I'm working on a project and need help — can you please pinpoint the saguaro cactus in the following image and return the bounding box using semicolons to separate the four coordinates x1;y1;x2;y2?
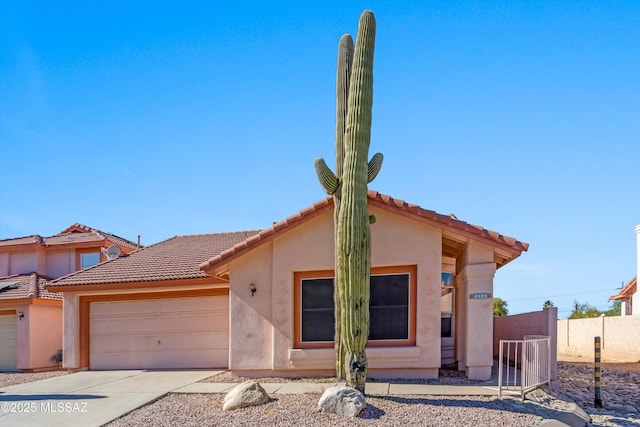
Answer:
315;10;382;393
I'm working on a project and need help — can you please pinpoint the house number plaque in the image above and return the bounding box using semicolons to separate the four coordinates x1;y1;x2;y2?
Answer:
469;292;492;300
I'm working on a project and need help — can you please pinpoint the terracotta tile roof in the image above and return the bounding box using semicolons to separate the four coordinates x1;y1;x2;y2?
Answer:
0;224;138;249
48;231;260;288
199;190;529;274
45;224;139;248
0;273;62;301
610;276;637;300
0;235;43;247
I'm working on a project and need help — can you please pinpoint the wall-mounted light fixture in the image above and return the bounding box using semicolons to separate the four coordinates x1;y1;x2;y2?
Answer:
18;312;24;320
249;283;256;297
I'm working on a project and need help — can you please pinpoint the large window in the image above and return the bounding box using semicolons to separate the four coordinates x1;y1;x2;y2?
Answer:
294;265;416;348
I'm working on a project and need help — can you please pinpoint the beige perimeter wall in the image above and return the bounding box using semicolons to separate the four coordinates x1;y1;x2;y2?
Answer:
557;316;640;362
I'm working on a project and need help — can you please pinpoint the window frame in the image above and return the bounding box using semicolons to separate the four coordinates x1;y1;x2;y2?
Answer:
440;272;455;339
76;248;103;270
293;265;417;349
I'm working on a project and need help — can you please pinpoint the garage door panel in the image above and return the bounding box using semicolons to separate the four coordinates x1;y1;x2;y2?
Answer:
90;295;229;369
0;315;17;371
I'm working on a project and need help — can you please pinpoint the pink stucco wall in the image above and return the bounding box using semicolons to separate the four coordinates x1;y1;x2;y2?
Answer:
0;248;79;279
27;304;63;369
11;302;63;371
45;249;76;279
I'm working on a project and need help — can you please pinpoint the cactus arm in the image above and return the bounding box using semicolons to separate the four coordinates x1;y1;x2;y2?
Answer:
367;152;383;183
314;158;339;195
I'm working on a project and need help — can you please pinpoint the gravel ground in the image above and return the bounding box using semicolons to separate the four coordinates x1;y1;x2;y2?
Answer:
106;368;544;427
0;370;68;387
106;393;543;427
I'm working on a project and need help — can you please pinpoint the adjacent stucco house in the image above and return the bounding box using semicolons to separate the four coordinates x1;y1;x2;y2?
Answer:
0;224;138;371
49;192;528;380
609;225;639;316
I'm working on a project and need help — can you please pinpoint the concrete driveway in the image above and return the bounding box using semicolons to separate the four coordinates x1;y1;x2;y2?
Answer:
0;369;221;427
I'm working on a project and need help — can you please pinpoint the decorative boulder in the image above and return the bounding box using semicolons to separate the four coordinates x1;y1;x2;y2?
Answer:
317;385;367;417
222;381;270;411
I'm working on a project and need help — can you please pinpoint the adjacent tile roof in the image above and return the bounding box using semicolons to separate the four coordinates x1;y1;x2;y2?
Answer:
0;223;138;249
48;231;261;288
610;276;637;301
199;190;529;273
0;235;43;247
0;273;62;301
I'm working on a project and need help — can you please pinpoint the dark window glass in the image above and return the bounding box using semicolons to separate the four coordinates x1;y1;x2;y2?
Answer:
300;273;410;343
301;278;334;342
370;274;409;340
441;316;452;338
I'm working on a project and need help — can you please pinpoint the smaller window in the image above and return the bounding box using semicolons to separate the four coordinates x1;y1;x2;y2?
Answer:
80;252;100;269
441;272;454;338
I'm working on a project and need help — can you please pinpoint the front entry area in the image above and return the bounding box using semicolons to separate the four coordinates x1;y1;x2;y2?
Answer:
88;295;229;369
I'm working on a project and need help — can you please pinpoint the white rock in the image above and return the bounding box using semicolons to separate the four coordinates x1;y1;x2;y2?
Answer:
222;381;270;411
317;385;366;417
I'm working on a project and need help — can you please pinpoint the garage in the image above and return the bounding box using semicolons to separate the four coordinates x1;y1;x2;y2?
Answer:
0;312;17;371
89;295;229;369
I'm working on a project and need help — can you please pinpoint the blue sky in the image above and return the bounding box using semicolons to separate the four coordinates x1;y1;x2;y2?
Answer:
1;1;638;317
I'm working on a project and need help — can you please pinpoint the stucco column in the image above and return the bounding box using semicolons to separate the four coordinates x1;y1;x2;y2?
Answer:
62;294;80;369
543;306;558;383
458;262;496;380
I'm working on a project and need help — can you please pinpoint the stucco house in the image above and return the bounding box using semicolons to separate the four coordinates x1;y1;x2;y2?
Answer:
48;192;528;380
0;224;138;371
609;225;640;316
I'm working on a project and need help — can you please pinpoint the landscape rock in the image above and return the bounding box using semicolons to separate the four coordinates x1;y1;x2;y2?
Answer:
222;381;269;411
317;385;366;417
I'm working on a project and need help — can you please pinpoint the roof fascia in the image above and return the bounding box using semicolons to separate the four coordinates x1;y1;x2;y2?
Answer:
46;276;228;293
368;197;527;257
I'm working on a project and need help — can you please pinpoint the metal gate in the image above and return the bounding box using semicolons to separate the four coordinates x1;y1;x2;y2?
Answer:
498;335;551;399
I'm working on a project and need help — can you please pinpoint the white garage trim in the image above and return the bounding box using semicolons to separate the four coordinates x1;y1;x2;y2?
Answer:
0;312;18;371
80;289;229;369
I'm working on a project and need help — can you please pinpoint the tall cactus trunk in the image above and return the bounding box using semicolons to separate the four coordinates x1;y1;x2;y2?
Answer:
338;10;376;393
333;34;354;381
314;10;381;393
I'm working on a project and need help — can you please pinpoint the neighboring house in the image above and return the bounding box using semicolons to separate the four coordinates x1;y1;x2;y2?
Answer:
609;225;640;316
49;192;528;380
0;224;138;371
0;224;139;278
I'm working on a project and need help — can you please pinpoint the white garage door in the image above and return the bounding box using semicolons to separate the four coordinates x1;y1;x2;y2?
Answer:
90;296;229;369
0;314;17;371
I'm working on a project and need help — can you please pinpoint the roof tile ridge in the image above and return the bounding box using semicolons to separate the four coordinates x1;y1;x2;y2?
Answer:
368;190;528;251
27;272;38;297
174;230;262;238
0;234;44;244
98;229;140;248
